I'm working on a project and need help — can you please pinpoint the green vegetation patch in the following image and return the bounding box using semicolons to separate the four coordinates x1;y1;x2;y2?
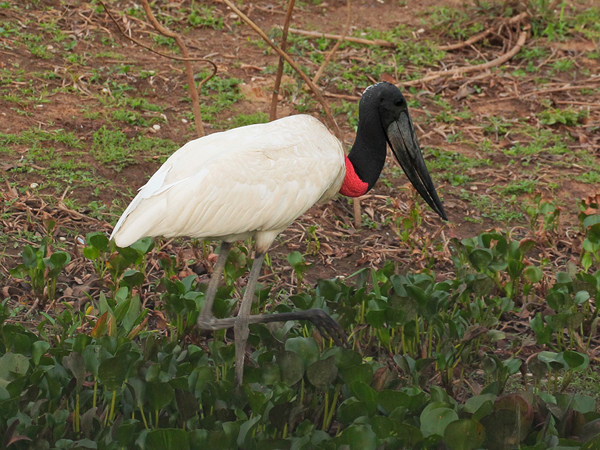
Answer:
91;127;179;171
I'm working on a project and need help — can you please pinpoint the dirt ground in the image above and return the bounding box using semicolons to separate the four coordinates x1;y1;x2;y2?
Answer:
0;0;599;310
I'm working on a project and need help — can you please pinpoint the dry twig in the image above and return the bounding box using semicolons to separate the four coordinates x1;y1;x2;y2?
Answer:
270;0;296;121
312;0;351;86
287;28;396;48
402;23;530;87
439;12;528;51
221;0;341;140
97;0;217;137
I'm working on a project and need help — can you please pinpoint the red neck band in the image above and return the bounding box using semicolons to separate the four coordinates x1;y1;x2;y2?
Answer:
340;155;369;197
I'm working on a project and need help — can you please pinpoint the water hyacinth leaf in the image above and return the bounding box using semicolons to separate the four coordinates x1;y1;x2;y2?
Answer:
98;353;131;390
420;403;459;437
259;362;281;385
122;269;145;289
237;415;261;448
82;345;104;377
62;353;86;389
523;266;543;284
395;423;424;447
116;419;140;447
268;403;293;431
337;398;370;424
148;382;175;411
340;363;373;387
574;290;591;305
284;337;319;369
276;351;304;386
87;232;110;252
377;389;410;414
338;424;377;450
463;394;496;415
145;429;190;450
82;246;100;261
444;419;485;450
306;355;337;390
130;236;155;255
468;249;493;272
561;350;589;371
580;419;600;444
482;394;533;449
351;381;377;414
581;433;600;450
329;348;362;370
369;415;394;439
518;238;536;255
175;388;199;423
32;341;50;366
0;353;29;387
538;351;567;371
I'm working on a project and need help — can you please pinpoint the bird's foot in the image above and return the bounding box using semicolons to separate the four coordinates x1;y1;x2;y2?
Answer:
303;309;348;348
197;315;235;331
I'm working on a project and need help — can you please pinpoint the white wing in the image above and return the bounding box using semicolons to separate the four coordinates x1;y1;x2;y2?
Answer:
110;115;345;248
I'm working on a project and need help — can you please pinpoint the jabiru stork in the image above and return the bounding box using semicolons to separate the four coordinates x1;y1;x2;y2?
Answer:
110;81;446;384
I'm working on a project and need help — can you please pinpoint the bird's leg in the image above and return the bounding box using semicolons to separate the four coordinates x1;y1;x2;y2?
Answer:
234;251;265;385
197;241;231;329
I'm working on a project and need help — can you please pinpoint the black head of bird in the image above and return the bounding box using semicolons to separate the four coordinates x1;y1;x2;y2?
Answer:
344;81;447;220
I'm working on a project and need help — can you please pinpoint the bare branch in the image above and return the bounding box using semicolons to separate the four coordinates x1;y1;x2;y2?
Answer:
401;23;530;87
220;0;342;140
97;0;217;137
312;0;351;86
270;0;296;121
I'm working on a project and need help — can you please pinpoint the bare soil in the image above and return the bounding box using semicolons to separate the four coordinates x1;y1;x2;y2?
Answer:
0;0;599;318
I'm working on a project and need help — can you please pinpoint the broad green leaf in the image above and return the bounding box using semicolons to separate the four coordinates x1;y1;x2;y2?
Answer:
306;356;337;390
98;353;131;390
523;266;543;284
338;424;377;450
0;353;29;387
32;341;50;366
444;419;485;450
561;350;589;371
284;337;319;369
420;403;459;437
276;351;304;386
145;429;189;450
87;232;110;252
237;415;261;448
468;249;493;272
63;353;86;389
148;382;174;411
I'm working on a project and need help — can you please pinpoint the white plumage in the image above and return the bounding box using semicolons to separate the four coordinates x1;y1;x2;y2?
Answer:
111;115;345;250
110;82;447;385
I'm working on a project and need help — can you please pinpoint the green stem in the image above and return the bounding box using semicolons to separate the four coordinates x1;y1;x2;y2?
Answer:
139;406;149;429
323;384;342;431
322;390;329;431
75;392;80;433
109;390;117;422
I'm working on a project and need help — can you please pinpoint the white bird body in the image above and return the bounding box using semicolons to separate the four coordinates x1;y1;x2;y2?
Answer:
110;82;447;385
111;114;345;250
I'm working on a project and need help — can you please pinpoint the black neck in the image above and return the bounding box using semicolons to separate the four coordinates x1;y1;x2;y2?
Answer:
347;113;387;191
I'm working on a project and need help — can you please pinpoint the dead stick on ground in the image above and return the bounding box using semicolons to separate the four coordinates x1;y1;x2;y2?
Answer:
312;0;351;86
97;0;216;138
139;0;205;137
287;28;396;48
439;12;528;51
270;0;296;121
221;0;341;140
401;24;530;87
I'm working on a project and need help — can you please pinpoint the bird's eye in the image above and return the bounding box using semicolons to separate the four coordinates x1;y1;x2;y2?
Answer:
394;99;403;107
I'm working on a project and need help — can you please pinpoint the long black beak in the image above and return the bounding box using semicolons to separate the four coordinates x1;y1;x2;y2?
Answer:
385;111;447;221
